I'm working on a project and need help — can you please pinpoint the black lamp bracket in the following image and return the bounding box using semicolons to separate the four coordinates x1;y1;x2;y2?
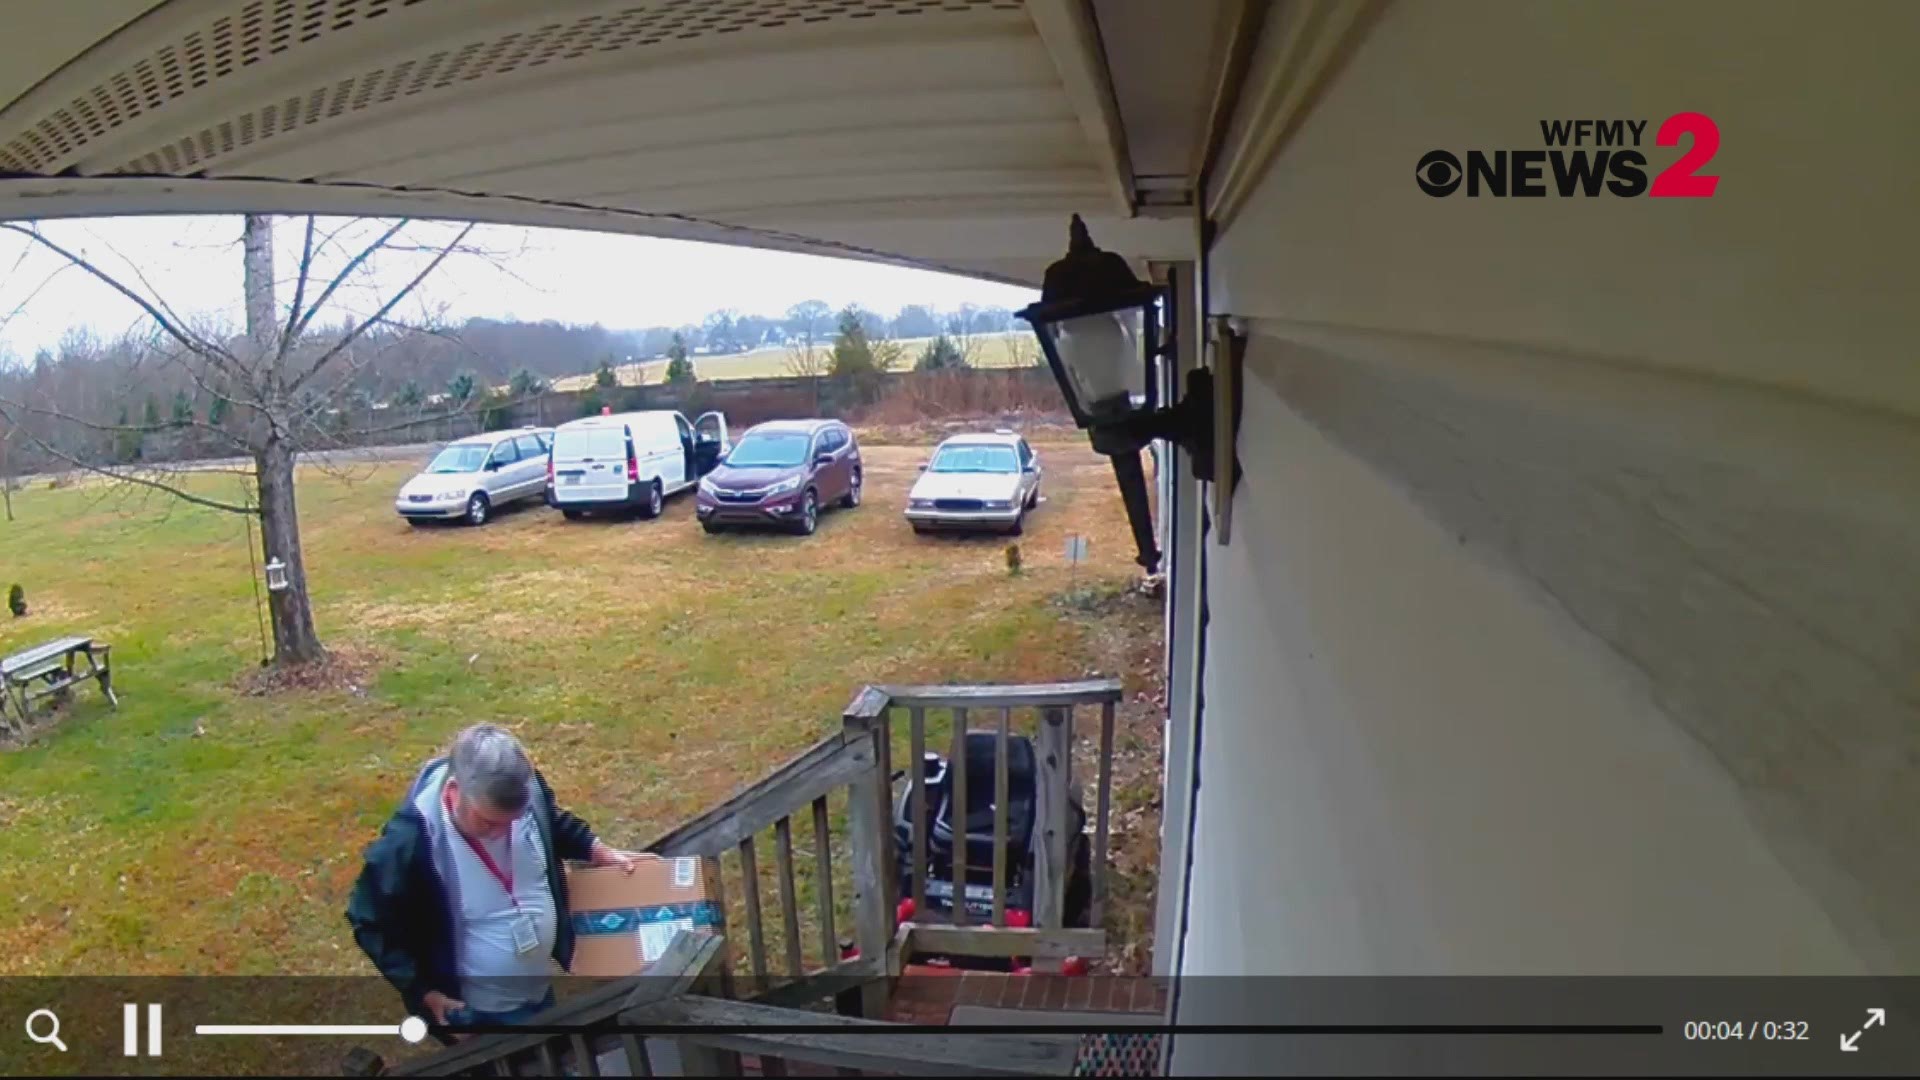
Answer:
1088;366;1216;483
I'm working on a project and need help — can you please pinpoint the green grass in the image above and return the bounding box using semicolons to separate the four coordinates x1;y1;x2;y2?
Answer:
0;440;1148;977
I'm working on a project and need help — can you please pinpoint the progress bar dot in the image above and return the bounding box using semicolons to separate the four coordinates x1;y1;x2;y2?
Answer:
400;1016;428;1044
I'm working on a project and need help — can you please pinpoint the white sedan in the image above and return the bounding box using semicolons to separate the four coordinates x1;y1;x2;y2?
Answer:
904;432;1042;535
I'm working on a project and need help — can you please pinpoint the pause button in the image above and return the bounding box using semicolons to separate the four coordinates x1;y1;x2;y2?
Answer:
123;1002;163;1057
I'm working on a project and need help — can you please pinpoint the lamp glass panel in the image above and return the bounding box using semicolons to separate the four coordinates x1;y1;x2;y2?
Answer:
1048;308;1146;417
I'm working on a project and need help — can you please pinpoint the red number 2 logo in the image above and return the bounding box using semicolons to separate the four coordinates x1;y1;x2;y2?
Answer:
1649;111;1720;197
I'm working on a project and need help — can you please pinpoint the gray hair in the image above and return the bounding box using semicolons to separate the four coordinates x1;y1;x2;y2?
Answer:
449;723;533;814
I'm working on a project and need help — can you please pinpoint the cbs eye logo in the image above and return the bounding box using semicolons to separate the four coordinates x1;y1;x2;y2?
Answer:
1414;150;1463;197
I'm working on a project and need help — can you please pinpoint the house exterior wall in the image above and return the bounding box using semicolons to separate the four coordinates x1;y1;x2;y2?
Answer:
1169;0;1915;1046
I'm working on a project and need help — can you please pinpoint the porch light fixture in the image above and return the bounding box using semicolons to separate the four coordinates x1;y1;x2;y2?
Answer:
264;557;289;592
1017;215;1218;573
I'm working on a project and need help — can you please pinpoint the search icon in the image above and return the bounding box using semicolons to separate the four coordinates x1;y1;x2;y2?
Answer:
25;1008;67;1052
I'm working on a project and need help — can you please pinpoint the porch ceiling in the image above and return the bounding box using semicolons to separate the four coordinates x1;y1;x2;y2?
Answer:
0;0;1222;284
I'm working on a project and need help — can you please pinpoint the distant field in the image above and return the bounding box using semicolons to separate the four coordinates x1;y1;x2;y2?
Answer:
546;331;1036;392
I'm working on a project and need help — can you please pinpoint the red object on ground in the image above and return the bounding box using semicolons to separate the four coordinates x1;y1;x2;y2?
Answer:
1012;964;1033;976
1007;908;1032;928
1061;956;1089;977
897;898;916;924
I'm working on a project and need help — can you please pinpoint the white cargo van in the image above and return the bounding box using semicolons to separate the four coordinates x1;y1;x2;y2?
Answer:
547;409;728;519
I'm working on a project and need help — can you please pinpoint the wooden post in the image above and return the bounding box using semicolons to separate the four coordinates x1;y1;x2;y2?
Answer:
908;706;927;919
811;794;837;964
992;706;1011;926
950;706;969;926
1093;700;1116;929
876;708;895;919
846;747;892;1019
737;836;769;992
774;816;805;978
1032;706;1071;933
703;855;735;1000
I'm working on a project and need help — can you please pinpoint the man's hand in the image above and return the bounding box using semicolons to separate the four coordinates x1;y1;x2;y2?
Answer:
589;842;636;873
422;991;465;1026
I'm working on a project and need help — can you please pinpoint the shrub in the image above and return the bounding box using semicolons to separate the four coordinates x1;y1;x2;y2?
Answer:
1005;543;1023;577
9;583;26;617
916;334;966;372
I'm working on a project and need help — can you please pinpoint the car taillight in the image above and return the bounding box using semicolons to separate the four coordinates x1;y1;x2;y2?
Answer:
546;456;554;485
626;447;639;483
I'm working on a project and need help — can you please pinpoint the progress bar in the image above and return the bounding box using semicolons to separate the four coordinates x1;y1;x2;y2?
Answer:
196;1017;430;1043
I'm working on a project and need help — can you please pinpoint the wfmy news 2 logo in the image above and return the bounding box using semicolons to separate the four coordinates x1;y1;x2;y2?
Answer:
1415;113;1720;198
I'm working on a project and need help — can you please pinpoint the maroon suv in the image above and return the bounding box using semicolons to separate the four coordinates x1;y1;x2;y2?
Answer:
695;419;862;535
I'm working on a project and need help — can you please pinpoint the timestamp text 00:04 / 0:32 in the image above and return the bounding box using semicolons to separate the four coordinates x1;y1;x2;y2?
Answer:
1682;1021;1811;1041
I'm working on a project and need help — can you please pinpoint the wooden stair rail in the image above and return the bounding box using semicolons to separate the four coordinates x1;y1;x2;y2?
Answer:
641;727;892;1010
842;679;1123;968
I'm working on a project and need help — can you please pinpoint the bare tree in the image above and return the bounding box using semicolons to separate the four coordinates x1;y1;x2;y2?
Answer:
0;214;487;667
1005;325;1039;369
781;300;830;376
946;302;982;366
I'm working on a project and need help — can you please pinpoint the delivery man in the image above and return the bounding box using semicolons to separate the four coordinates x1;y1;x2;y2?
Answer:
346;723;635;1030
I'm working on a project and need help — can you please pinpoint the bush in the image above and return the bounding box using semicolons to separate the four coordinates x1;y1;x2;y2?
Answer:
916;334;966;372
9;583;25;617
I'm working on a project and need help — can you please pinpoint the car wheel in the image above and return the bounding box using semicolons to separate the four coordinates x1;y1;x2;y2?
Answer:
701;520;726;534
1008;512;1024;537
911;523;930;536
406;518;431;529
465;493;490;526
561;508;584;521
795;490;818;535
841;470;862;509
1026;485;1040;510
640;480;663;519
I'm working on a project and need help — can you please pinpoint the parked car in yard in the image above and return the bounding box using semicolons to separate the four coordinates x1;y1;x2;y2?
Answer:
395;427;553;527
904;431;1042;535
549;409;728;519
696;419;862;536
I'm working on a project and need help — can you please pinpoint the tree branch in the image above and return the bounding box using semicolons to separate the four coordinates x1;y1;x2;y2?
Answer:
0;394;254;454
0;223;243;373
287;218;410;344
0;422;259;515
277;215;317;363
289;222;476;396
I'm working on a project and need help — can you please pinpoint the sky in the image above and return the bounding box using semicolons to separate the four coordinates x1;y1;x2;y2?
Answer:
0;215;1038;357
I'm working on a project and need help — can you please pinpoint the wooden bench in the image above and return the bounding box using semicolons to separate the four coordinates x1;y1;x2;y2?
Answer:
0;635;116;736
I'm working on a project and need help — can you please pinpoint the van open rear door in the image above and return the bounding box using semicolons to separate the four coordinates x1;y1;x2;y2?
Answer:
692;412;729;476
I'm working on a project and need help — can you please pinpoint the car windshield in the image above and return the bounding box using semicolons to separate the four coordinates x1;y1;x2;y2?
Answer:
425;444;490;473
929;444;1019;473
725;432;812;468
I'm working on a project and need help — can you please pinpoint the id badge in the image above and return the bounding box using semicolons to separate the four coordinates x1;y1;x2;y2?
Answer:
511;914;539;955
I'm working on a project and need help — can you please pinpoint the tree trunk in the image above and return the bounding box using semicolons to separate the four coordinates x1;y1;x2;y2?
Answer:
256;436;323;665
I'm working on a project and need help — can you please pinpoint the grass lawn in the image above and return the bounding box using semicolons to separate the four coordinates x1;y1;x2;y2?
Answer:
0;438;1159;978
546;332;1037;391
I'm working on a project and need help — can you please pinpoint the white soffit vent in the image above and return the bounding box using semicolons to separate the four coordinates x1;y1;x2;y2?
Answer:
1;0;1026;177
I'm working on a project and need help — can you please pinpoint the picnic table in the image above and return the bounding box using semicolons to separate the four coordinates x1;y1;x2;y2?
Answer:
0;635;116;735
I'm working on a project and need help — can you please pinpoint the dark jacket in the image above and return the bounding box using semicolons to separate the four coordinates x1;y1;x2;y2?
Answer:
345;757;598;1016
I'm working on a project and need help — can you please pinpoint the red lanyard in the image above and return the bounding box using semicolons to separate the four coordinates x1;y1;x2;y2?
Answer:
447;786;517;905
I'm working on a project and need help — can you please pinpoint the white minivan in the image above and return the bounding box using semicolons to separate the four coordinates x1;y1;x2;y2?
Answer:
547;409;729;519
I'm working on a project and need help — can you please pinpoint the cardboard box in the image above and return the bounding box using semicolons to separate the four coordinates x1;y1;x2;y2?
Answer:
566;853;724;978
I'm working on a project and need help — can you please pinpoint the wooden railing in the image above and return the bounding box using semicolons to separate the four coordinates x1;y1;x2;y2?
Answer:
642;726;893;1016
843;678;1124;969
